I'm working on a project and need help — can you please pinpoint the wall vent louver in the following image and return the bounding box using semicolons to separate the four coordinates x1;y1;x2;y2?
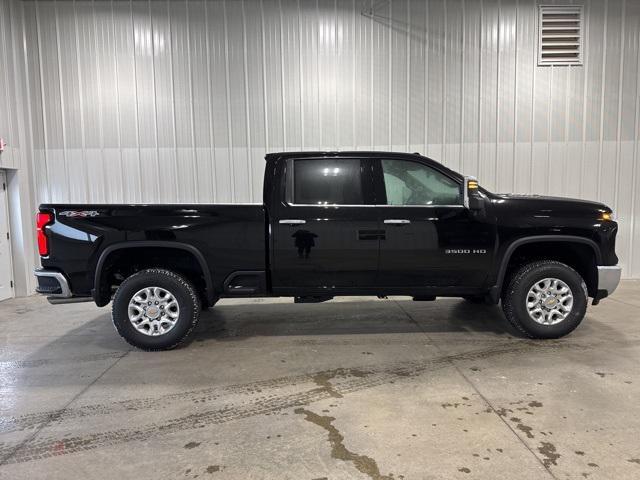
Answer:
538;5;583;66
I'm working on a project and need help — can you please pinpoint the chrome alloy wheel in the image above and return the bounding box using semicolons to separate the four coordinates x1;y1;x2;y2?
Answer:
128;287;180;336
526;278;573;325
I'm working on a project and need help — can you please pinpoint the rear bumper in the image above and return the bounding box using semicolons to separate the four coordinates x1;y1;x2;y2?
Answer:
34;269;93;304
35;269;72;297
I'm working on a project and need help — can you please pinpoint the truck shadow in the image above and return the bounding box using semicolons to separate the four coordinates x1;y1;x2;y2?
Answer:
1;297;624;391
191;298;523;342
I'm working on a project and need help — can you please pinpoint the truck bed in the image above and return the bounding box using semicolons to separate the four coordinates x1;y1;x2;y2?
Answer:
39;203;266;300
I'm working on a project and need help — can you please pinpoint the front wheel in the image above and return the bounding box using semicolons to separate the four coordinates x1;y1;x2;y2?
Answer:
112;269;201;351
502;260;588;339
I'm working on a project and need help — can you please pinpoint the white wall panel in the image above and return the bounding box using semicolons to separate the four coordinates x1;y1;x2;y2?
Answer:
0;0;40;296
0;0;22;170
8;0;640;278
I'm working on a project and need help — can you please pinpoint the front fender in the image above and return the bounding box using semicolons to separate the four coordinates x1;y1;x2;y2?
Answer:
488;235;601;303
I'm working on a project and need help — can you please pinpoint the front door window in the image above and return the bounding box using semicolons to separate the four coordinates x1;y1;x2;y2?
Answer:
381;159;462;206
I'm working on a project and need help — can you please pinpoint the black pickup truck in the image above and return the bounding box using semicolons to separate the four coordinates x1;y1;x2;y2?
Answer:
35;151;621;350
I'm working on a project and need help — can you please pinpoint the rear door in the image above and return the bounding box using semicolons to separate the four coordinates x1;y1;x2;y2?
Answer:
270;156;380;292
374;158;495;288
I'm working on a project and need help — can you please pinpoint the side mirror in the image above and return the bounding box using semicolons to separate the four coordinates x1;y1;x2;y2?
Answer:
463;176;483;210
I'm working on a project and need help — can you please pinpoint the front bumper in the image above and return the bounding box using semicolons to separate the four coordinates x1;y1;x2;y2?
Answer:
598;265;622;295
593;265;622;305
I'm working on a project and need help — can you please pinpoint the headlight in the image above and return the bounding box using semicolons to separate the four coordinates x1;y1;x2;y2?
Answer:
601;211;615;221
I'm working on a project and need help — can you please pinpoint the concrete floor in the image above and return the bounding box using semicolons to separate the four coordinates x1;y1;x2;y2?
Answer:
1;283;639;480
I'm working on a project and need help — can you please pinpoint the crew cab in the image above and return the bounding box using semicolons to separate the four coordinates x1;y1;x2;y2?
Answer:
35;151;621;350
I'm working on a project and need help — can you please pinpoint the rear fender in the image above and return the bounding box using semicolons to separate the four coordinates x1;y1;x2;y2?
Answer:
93;241;214;306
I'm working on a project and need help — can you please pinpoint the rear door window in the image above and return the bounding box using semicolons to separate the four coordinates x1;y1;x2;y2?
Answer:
291;159;364;205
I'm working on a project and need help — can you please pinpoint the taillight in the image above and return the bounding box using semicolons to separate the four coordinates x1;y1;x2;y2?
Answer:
36;212;53;256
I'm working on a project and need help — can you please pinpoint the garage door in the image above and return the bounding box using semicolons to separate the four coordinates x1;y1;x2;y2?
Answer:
0;170;13;301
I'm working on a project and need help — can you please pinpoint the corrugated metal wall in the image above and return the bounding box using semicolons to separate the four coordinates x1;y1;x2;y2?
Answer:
1;0;40;297
0;0;25;170
11;0;640;277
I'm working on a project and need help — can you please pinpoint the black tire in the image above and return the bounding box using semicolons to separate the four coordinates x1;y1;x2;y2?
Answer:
502;260;588;339
112;269;201;351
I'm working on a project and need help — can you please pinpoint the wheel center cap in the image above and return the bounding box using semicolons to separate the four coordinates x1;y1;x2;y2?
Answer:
543;297;558;308
146;306;160;319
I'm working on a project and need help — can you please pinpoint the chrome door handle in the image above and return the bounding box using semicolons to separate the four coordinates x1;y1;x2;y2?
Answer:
384;219;411;225
279;219;306;225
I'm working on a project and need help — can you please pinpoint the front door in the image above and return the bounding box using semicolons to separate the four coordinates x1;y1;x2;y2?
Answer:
270;157;380;292
374;158;495;288
0;171;14;301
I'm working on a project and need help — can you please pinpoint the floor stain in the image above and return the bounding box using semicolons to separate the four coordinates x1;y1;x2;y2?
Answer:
575;451;585;456
458;467;471;473
295;407;393;480
206;465;221;473
310;368;371;398
506;415;535;439
628;458;640;464
538;442;561;467
515;422;534;439
495;407;512;417
184;442;201;449
311;372;343;398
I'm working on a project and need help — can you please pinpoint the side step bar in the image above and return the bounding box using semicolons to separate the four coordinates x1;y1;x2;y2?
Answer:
47;296;94;305
294;295;334;304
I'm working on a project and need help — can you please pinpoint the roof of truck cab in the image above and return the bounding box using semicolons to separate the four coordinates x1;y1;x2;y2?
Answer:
264;151;463;180
265;151;426;161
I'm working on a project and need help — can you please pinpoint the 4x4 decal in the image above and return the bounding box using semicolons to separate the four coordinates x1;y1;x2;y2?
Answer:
59;210;100;218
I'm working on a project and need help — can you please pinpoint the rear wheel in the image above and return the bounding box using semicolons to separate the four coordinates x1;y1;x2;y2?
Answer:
502;260;587;339
112;269;200;351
